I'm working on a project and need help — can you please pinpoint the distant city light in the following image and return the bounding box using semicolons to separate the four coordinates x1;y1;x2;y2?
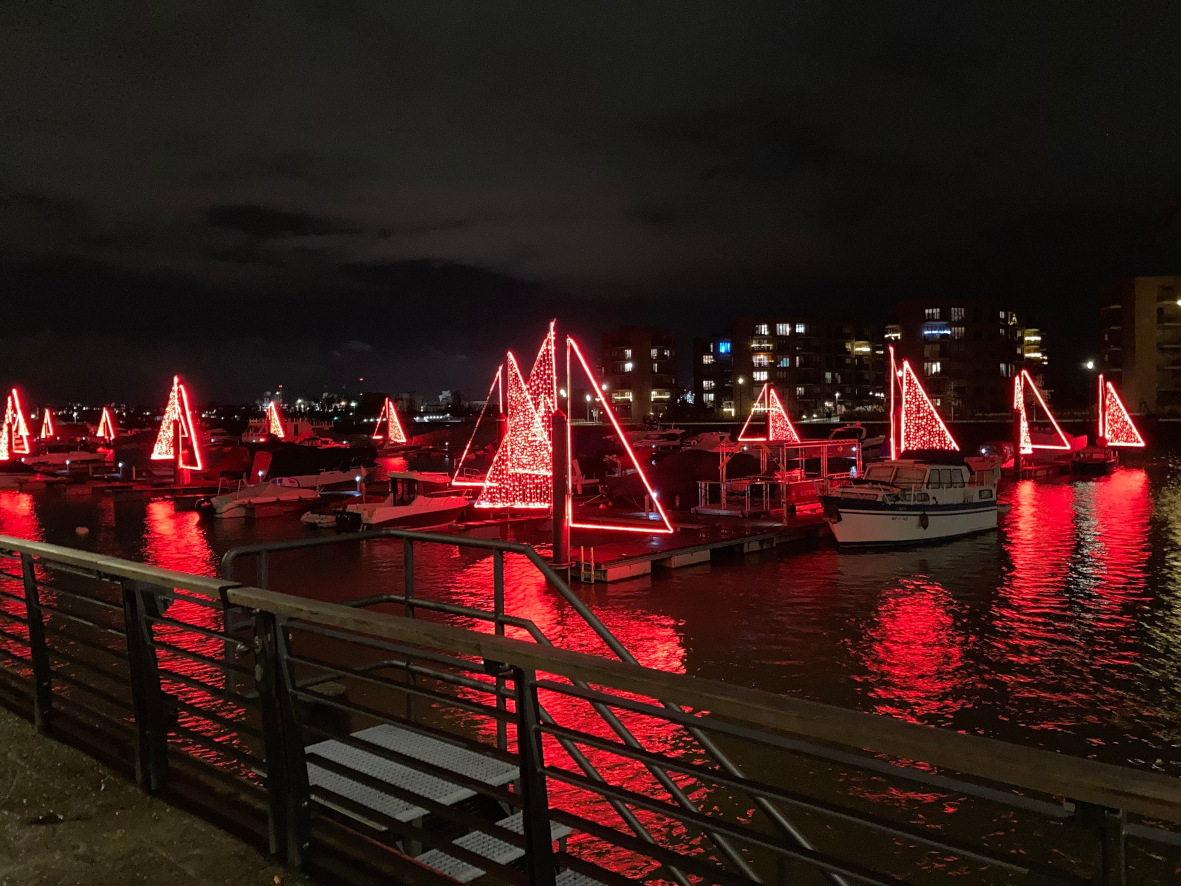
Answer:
1085;360;1096;370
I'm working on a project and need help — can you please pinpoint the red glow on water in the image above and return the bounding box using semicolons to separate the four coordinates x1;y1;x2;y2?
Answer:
142;500;216;577
150;376;203;470
737;383;801;444
863;579;967;725
0;492;43;541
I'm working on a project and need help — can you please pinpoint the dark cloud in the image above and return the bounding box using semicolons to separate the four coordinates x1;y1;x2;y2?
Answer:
203;204;357;239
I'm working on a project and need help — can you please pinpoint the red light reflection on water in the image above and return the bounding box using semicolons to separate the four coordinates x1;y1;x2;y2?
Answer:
860;578;968;726
142;500;217;577
0;492;43;542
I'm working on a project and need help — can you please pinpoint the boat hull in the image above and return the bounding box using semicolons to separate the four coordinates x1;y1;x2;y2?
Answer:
337;497;470;531
1070;458;1117;476
821;498;998;546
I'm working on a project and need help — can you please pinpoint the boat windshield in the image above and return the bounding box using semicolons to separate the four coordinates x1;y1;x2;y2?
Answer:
892;464;927;488
862;464;896;484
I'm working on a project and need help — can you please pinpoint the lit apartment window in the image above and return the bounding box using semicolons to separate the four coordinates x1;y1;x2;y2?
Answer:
924;361;942;376
752;354;770;367
951;307;965;321
753;370;768;382
703;392;715;405
1000;363;1010;377
999;311;1006;320
623;362;633;372
795;386;806;397
754;323;769;335
824;371;832;383
718;341;732;355
777;357;790;367
952;326;964;339
623;349;632;360
703;380;715;391
925;308;941;320
651;390;671;400
651;348;658;359
776;323;790;336
884;326;901;341
795;323;806;334
612;390;633;401
702;354;714;365
652;363;659;373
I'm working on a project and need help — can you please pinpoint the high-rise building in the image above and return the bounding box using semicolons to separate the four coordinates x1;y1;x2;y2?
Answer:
891;300;1034;416
1100;275;1181;413
693;318;882;420
600;327;677;420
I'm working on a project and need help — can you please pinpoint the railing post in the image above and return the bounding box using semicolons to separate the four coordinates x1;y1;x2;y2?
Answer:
254;611;311;866
122;581;171;792
1098;808;1127;886
20;554;53;734
257;550;269;590
508;664;556;886
403;540;417;725
493;550;507;751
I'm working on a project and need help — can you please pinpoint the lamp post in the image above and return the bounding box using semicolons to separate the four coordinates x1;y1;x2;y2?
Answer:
585;393;592;422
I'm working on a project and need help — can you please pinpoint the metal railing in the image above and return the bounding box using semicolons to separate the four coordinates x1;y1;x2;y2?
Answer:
1;533;1180;885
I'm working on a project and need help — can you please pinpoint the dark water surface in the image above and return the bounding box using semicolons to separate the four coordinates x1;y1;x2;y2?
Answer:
4;458;1181;781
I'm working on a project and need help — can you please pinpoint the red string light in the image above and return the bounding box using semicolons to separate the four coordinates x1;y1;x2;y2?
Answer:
151;376;204;470
371;396;407;444
737;383;801;443
567;336;675;534
475;353;552;509
1014;370;1069;455
96;407;116;442
0;391;31;461
40;408;56;440
899;360;958;453
525;320;558;425
452;366;502;487
266;401;285;438
1101;377;1144;448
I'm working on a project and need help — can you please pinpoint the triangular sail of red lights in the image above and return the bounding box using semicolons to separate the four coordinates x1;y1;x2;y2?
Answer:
737;383;801;443
567;336;675;534
1099;374;1145;448
1013;370;1069;455
1;389;32;459
96;407;116;442
266;401;285;438
40;408;56;440
452;366;502;487
371;397;407;445
475;353;552;509
150;376;203;470
525;320;558;425
898;359;958;454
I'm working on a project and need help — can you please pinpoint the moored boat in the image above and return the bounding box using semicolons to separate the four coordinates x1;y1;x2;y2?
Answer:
1070;445;1118;475
196;481;319;519
821;459;999;546
334;472;470;530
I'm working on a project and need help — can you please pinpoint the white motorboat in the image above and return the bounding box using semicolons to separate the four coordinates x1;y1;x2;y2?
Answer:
334;472;470;530
196;481;319;519
272;467;374;489
21;449;107;471
821;460;998;546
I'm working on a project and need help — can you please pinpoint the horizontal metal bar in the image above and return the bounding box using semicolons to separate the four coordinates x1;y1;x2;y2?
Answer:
49;667;133;713
290;620;484;671
285;653;515;726
41;606;127;639
168;694;264;741
168;722;265;771
1125;820;1181;848
0;642;30;665
535;678;1073;820
353;657;511;701
0;587;26;605
45;626;128;661
156;667;257;710
0;609;29;630
148;635;254;678
45;644;129;684
37;582;124;612
540;722;1068;879
144;613;238;647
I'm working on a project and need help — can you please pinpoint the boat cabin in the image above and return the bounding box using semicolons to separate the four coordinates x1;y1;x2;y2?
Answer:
838;460;995;505
387;471;455;504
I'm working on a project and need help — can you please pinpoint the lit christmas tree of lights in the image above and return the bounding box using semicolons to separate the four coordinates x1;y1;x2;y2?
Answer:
40;408;55;440
0;392;31;461
899;360;958;453
151;376;204;470
266;401;285;438
371;397;407;444
1014;370;1069;455
96;407;116;442
737;383;801;443
452;367;502;487
1101;377;1145;447
475;353;552;509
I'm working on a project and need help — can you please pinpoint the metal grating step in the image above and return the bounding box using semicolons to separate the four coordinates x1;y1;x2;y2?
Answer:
305;723;518;831
416;812;573;883
557;872;605;886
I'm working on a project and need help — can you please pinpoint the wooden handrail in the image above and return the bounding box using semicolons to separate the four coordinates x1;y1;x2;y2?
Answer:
225;584;1181;824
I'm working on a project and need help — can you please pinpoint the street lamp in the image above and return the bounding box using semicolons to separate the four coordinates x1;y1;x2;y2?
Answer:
1084;360;1096;371
585;393;592;421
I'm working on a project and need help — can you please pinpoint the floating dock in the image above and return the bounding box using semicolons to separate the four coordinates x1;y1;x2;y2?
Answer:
570;511;829;583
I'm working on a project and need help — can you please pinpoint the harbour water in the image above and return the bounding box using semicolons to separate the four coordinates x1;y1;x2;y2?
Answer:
3;457;1181;782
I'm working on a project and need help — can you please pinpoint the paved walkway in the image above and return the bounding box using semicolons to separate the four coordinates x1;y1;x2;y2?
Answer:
0;707;314;886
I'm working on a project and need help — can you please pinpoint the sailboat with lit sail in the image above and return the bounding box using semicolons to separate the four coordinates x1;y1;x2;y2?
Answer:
1071;374;1144;475
820;347;999;546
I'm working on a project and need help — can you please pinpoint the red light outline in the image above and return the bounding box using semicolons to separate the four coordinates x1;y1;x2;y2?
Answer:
40;408;56;440
567;336;675;534
899;359;958;453
151;376;204;470
266;401;285;438
1101;377;1145;448
1014;370;1070;453
96;407;116;442
371;396;408;445
452;366;502;487
737;383;801;443
474;352;552;510
888;346;898;460
8;390;30;455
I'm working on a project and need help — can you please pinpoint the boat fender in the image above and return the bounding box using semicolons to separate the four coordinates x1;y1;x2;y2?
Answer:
919;512;929;530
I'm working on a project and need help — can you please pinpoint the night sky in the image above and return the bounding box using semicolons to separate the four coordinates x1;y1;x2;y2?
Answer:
2;3;1180;403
